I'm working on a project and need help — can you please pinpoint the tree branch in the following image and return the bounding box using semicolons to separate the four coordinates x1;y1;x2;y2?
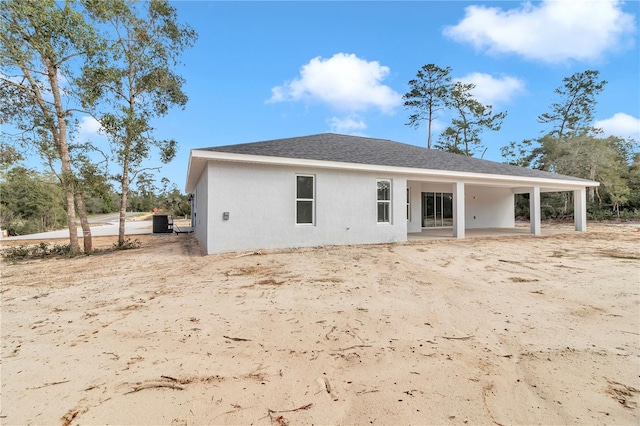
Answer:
128;166;161;183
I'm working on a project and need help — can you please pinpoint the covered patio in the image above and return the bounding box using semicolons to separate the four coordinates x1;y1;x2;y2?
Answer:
407;225;573;241
405;176;594;240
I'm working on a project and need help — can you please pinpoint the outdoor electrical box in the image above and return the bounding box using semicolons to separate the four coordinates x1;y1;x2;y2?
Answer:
223;212;229;220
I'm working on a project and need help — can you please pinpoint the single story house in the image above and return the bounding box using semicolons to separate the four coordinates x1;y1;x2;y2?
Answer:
185;133;599;254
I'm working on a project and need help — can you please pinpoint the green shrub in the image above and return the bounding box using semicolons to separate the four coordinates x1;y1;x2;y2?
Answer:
619;209;640;220
50;243;72;256
30;242;50;258
1;245;31;261
1;242;74;262
112;238;141;250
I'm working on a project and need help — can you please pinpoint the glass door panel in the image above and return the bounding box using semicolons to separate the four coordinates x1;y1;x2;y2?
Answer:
442;193;453;226
422;192;435;227
435;193;443;227
422;192;453;228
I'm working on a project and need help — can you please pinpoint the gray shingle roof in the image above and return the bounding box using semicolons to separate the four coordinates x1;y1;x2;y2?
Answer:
200;133;592;183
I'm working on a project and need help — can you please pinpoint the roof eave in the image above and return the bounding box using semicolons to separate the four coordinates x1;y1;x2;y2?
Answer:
186;150;599;192
185;150;209;193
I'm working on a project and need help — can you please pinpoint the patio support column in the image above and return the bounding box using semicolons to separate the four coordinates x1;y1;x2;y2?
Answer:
574;188;587;232
453;181;465;239
530;186;541;235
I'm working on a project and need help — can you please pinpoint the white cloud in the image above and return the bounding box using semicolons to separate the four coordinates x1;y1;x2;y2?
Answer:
594;112;640;140
57;73;69;86
455;72;525;105
329;116;367;134
78;116;103;138
443;0;636;63
430;118;446;134
0;72;24;85
268;53;402;113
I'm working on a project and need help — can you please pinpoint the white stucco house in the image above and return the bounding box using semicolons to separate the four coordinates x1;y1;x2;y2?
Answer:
185;133;599;254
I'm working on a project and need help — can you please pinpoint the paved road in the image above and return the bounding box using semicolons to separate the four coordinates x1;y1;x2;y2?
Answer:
1;220;153;241
87;212;145;223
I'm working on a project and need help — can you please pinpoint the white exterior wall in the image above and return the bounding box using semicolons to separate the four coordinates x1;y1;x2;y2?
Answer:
407;181;422;233
193;165;209;252
199;162;406;254
421;182;455;193
465;186;514;228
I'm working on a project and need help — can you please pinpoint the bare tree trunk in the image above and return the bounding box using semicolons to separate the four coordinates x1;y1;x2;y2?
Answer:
61;185;79;251
22;57;80;252
118;162;129;245
44;58;80;253
427;105;433;149
75;192;93;254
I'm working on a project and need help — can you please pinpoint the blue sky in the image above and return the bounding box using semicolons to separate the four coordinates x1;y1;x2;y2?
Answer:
57;1;640;190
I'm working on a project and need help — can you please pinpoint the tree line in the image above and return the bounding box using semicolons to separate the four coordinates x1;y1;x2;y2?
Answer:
404;66;639;219
1;0;196;253
0;160;191;237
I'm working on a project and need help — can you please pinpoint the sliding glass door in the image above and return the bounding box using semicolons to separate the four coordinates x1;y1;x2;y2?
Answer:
422;192;453;227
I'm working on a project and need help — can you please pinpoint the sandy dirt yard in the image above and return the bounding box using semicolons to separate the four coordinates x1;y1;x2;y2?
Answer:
1;223;639;425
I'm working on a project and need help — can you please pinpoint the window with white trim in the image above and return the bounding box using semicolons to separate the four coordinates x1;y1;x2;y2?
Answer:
296;175;314;225
377;179;391;223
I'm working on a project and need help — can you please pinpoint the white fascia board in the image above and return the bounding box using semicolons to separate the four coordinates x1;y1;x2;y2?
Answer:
187;150;599;192
185;155;195;193
185;152;210;193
